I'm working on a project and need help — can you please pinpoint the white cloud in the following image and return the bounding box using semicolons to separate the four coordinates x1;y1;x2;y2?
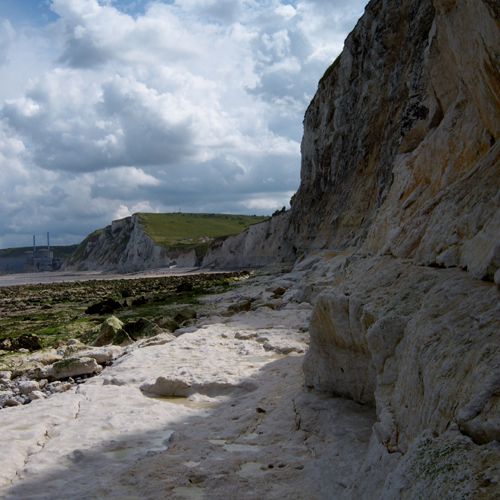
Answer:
0;0;368;247
0;19;15;65
275;4;297;20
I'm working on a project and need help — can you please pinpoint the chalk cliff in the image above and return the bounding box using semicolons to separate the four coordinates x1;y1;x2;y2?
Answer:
202;211;294;269
290;0;499;280
292;0;499;497
64;215;197;272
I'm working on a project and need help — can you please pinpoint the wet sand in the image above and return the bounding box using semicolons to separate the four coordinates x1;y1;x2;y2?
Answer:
0;267;206;287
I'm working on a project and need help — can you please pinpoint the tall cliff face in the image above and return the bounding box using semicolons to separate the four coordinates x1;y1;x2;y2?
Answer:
64;215;196;272
290;0;499;281
292;0;500;497
202;212;293;269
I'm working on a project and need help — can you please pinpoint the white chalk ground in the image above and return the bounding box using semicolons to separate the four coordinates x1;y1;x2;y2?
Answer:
0;272;375;499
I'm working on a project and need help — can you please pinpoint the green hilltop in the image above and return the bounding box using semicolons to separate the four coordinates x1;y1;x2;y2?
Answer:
138;213;269;248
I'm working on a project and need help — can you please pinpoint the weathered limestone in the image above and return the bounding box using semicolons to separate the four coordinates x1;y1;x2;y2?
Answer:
49;357;102;380
202;211;294;268
296;0;500;496
289;0;499;282
305;256;500;444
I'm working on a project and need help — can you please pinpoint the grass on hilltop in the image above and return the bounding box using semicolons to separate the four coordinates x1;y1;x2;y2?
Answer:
138;213;268;248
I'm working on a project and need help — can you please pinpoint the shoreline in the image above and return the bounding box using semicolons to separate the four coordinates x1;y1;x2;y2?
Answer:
0;267;243;288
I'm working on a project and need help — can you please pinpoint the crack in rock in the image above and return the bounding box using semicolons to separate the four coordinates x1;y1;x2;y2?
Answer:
13;427;52;485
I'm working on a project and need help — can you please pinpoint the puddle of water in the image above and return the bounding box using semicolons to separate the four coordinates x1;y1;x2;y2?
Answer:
172;486;205;500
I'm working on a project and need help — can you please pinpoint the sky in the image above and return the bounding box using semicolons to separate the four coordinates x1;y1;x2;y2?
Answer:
0;0;367;248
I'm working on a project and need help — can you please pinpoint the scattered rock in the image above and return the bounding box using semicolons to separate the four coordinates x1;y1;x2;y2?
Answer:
123;318;165;340
27;349;63;366
85;298;123;315
28;390;46;400
131;296;148;307
176;281;194;293
262;340;304;355
156;317;180;332
46;381;73;393
18;380;39;395
227;299;253;314
50;357;102;380
173;309;197;325
92;316;125;346
271;287;287;298
4;398;21;407
235;331;258;340
0;334;42;352
77;346;123;364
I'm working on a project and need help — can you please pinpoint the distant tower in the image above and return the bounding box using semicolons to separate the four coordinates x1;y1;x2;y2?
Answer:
33;235;36;256
47;231;50;250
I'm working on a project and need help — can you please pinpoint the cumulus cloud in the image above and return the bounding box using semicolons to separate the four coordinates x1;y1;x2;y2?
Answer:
0;0;367;247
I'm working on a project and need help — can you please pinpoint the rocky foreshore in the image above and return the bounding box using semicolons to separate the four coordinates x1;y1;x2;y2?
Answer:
0;267;379;499
0;343;123;409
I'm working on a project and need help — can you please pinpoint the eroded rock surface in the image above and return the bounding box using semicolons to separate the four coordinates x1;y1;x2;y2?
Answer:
0;272;375;499
291;0;500;496
289;0;499;282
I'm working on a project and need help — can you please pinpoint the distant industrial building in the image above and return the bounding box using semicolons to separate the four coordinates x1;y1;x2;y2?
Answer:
27;233;59;271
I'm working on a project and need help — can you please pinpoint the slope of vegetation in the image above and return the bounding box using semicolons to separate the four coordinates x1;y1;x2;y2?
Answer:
138;213;268;248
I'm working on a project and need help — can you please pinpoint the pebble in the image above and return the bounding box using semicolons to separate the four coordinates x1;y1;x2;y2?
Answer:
4;397;21;407
18;380;40;395
28;390;46;400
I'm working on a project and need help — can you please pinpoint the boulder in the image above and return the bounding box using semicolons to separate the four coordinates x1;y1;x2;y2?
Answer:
92;316;125;346
123;318;163;340
76;346;123;364
49;357;102;380
85;298;123;315
0;334;42;352
28;390;46;401
17;380;40;395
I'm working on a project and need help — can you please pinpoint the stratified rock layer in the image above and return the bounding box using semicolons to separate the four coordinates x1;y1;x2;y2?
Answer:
290;0;499;281
296;0;499;497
